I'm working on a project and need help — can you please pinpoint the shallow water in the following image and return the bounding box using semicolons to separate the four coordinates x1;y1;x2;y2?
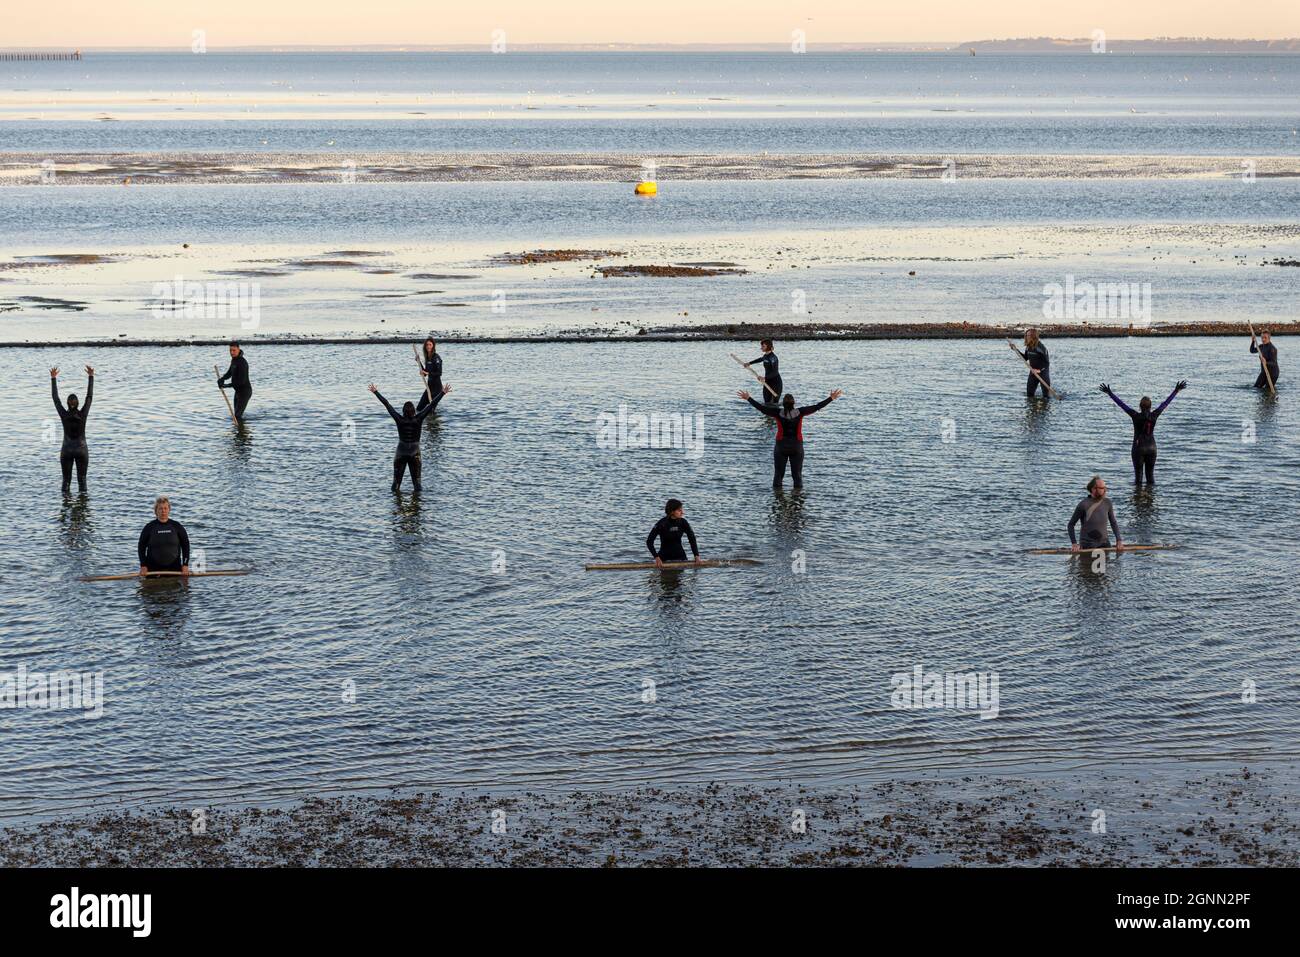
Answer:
1;338;1296;821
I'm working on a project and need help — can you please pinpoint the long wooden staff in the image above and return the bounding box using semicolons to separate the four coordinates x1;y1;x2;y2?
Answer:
413;344;433;403
729;353;778;399
1248;322;1276;395
1008;341;1063;399
214;364;239;425
80;569;252;582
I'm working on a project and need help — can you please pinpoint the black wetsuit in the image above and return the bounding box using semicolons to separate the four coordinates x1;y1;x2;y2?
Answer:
375;389;439;490
218;352;252;422
137;519;190;571
646;516;699;562
1250;340;1279;389
415;351;443;412
1068;496;1121;549
1019;342;1050;397
1106;387;1178;484
746;395;833;488
52;375;92;492
748;352;782;404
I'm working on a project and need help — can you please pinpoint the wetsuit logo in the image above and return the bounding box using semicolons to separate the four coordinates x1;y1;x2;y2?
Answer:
890;665;999;719
151;275;261;329
1042;275;1151;325
0;665;104;719
595;405;705;460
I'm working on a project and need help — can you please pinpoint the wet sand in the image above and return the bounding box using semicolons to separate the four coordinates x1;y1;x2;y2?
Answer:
4;151;1298;186
2;765;1293;867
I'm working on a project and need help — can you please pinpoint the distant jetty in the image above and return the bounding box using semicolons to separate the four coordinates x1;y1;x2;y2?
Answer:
0;50;82;61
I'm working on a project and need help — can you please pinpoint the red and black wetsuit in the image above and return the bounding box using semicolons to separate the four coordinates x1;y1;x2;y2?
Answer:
746;395;832;488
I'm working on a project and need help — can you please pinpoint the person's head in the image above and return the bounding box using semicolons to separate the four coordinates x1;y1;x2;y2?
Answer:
760;338;773;353
1086;476;1107;499
154;496;171;522
1025;328;1040;348
665;498;683;519
782;393;795;411
424;336;436;357
1262;331;1272;344
402;400;416;418
67;393;79;411
229;341;240;358
1139;396;1152;412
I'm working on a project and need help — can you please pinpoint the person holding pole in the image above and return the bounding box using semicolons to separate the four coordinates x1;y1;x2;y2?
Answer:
50;365;93;493
743;339;782;406
1068;476;1124;552
415;336;443;412
217;342;252;423
1249;327;1279;392
646;499;702;568
1010;328;1054;398
138;496;190;576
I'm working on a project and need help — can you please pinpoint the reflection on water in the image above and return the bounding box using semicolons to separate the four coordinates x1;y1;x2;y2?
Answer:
57;493;93;551
137;577;192;641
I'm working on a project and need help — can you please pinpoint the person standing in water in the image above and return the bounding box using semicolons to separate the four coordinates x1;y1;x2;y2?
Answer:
744;339;782;406
1011;328;1051;398
646;499;702;568
739;388;843;489
369;382;449;492
217;342;252;423
50;365;93;493
1250;329;1280;390
1068;476;1124;552
416;336;443;412
1100;380;1187;485
138;496;190;575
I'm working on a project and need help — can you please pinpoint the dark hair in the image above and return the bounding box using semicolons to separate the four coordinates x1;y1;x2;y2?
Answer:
1139;396;1152;411
402;401;416;417
424;337;436;353
760;338;773;349
782;393;795;410
67;394;79;409
229;341;240;349
665;498;683;515
1086;475;1103;493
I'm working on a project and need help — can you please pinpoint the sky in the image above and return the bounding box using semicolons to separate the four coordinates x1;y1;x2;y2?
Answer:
3;0;1299;48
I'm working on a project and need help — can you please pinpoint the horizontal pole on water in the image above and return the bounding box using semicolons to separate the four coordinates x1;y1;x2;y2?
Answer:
79;569;252;583
585;558;761;571
1026;545;1178;556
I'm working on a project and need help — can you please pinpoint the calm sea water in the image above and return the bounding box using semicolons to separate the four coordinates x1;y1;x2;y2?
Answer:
1;339;1297;821
4;52;1300;154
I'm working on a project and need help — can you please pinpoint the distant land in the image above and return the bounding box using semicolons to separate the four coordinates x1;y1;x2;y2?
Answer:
5;38;1300;54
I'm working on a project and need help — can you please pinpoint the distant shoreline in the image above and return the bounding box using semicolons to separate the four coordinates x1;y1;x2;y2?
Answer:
1;321;1294;349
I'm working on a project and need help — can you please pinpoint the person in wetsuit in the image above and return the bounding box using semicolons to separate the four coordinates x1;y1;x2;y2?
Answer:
1068;476;1124;552
217;342;252;422
1250;330;1280;389
646;498;701;568
50;365;93;493
369;382;449;492
1011;328;1051;398
744;339;782;405
415;337;443;412
739;387;843;488
138;496;191;575
1100;380;1187;485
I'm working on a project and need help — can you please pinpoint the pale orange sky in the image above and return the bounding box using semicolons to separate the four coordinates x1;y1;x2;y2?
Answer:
4;0;1299;47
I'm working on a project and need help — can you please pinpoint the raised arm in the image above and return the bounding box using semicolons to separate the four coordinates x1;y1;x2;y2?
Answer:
413;386;446;422
372;389;401;422
800;394;836;416
81;369;94;417
1099;384;1135;416
50;371;65;415
743;394;778;418
1153;381;1185;415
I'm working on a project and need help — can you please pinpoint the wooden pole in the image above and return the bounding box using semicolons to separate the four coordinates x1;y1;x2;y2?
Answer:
79;569;252;582
729;353;779;399
1248;322;1276;395
1027;544;1176;556
412;343;433;403
585;558;761;571
215;364;239;425
1008;341;1063;399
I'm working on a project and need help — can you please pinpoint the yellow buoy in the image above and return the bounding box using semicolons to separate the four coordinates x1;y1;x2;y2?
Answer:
635;181;657;195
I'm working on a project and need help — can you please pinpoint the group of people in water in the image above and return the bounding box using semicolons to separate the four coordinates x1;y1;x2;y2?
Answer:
47;326;1280;573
